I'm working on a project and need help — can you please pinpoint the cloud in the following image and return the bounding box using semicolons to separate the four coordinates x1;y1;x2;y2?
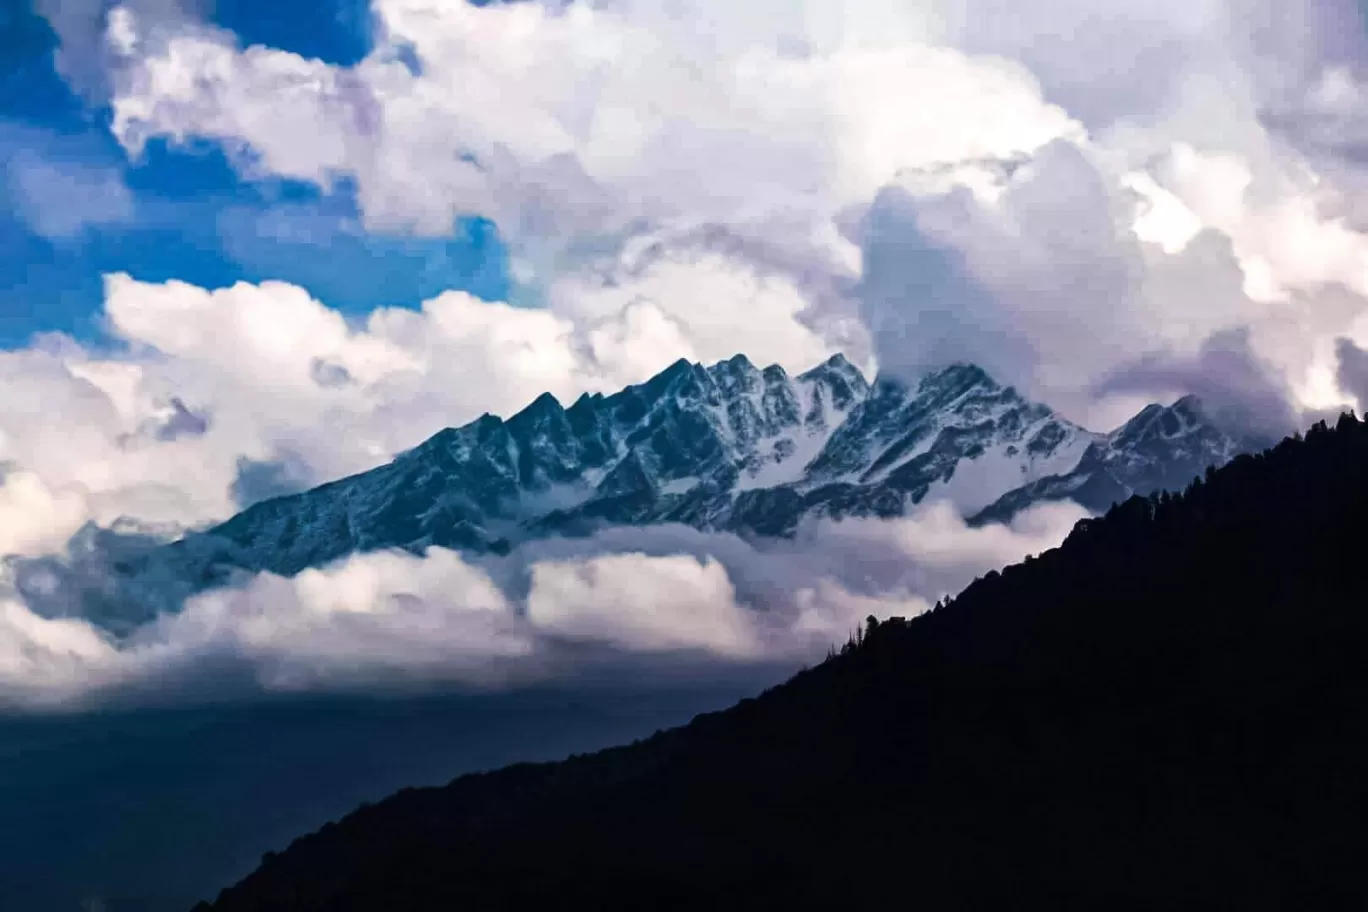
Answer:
230;452;313;508
94;0;1368;429
0;499;1086;710
3;150;134;241
0;124;135;243
1335;336;1368;410
549;242;845;378
855;130;1368;427
525;554;759;658
100;0;1079;371
34;0;211;101
107;1;1077;237
0;471;92;558
854;141;1196;423
1094;327;1300;438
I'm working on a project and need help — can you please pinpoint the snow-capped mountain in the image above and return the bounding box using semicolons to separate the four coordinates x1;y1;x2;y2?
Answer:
162;353;1113;573
15;354;1265;630
179;353;870;572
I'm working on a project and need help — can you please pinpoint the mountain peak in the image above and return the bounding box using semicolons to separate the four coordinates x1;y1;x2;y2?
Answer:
641;357;705;399
864;362;1000;398
1172;392;1204;412
818;352;857;373
715;353;755;371
1110;394;1219;446
706;354;763;393
511;391;565;421
920;362;998;394
799;351;866;393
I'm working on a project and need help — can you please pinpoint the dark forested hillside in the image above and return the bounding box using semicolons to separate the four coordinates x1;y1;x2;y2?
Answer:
196;413;1368;911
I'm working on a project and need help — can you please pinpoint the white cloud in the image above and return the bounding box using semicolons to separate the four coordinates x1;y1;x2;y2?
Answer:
150;548;535;692
109;0;1078;235
0;471;91;558
858;129;1368;427
551;245;839;376
0;499;1084;709
0;597;126;709
34;0;209;100
526;554;758;657
98;0;1368;425
103;0;1081;354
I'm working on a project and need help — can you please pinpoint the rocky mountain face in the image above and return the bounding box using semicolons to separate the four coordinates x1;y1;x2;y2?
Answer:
12;354;1267;630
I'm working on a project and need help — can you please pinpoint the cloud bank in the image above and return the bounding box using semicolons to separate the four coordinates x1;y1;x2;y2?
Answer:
0;501;1087;710
98;0;1368;422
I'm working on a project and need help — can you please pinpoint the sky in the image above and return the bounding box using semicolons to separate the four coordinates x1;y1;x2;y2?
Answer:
7;0;1368;709
0;0;508;346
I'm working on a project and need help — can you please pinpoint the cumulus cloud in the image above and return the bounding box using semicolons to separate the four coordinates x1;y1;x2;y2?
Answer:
525;554;759;658
0;500;1085;710
106;1;1077;237
100;0;1081;377
94;0;1368;427
858;132;1368;427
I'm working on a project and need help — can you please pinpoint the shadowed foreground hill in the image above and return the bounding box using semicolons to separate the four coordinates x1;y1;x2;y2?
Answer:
197;414;1368;911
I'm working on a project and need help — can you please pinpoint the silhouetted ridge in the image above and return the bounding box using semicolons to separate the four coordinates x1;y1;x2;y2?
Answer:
195;413;1368;911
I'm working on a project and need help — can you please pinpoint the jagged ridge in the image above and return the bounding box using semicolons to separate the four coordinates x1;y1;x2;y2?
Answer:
12;354;1264;630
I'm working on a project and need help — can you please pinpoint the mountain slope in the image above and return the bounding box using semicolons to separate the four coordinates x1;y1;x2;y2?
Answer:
193;413;1368;911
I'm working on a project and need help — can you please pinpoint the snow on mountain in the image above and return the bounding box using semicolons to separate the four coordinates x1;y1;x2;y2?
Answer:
12;354;1264;630
968;394;1276;526
789;364;1098;520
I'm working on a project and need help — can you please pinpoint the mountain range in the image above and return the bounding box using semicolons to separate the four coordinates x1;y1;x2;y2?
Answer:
12;353;1269;631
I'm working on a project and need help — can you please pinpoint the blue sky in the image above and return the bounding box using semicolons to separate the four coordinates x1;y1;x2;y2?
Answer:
0;0;510;347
